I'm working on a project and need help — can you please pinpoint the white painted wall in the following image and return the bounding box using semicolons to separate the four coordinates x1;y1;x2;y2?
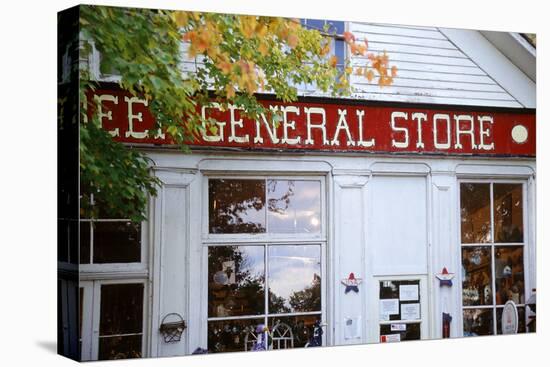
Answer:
144;151;535;355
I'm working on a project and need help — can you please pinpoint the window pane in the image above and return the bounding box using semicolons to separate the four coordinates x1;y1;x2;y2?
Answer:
268;314;322;348
380;322;421;342
460;183;491;243
463;308;494;336
462;247;493;306
207;318;264;353
495;246;525;305
209;179;266;234
93;221;141;263
98;335;142;360
494;184;523;243
267;180;321;234
99;284;144;336
268;245;321;313
80;221;91;264
208;246;265;317
497;306;526;334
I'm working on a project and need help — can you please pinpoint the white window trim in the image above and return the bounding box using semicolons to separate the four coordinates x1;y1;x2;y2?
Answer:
457;178;532;336
201;172;329;349
79;217;149;276
79;279;149;361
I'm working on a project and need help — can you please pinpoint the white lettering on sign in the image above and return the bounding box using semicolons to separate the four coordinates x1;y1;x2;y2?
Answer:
454;114;477;150
254;106;280;144
281;106;301;145
433;113;451;150
201;103;226;142
478;115;495;150
305;107;329;145
390;111;409;148
356;110;376;148
100;95;504;154
228;105;249;143
412;112;427;149
124;96;149;139
331;109;355;146
94;94;119;137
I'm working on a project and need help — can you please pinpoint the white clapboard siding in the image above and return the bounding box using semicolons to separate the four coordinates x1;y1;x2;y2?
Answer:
348;23;446;39
349;92;523;108
176;24;525;108
346;22;524;107
354;52;475;67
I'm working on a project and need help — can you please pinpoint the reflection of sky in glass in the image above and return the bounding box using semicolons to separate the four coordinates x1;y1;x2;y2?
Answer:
267;180;321;233
268;245;321;312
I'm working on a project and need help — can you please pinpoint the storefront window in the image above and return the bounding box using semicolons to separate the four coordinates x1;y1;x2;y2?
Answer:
460;182;527;336
206;176;324;353
80;193;142;264
209;179;321;234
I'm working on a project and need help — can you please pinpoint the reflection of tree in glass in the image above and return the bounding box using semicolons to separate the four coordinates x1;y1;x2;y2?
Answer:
208;246;265;316
267;180;295;214
209;180;266;233
289;273;321;312
269;292;291;314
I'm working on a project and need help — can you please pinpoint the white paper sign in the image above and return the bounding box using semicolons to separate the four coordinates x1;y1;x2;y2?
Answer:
401;303;420;320
381;334;401;343
399;285;419;301
379;299;399;320
391;323;407;331
344;317;361;340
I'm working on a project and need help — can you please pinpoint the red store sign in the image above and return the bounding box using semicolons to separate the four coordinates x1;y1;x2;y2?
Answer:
87;87;536;157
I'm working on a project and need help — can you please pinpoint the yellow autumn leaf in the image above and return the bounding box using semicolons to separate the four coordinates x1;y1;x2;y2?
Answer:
174;11;189;27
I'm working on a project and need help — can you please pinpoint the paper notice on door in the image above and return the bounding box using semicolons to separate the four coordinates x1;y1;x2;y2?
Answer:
399;284;419;301
380;334;401;343
391;323;407;331
379;299;399;320
344;317;361;340
401;303;420;320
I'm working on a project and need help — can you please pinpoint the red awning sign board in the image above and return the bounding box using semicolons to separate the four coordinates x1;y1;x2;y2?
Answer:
86;87;536;157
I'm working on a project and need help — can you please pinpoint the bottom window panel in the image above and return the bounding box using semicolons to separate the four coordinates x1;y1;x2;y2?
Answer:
463;308;494;336
208;318;264;353
380;323;421;342
268;314;322;348
98;335;143;360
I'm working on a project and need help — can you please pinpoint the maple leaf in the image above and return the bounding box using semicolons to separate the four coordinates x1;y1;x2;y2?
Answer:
329;55;338;68
343;31;355;43
391;65;398;77
366;69;374;82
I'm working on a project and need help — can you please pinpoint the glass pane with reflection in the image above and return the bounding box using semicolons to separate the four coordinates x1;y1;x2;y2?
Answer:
207;318;264;353
209;179;266;234
463;308;494;336
462;247;493;306
494;184;523;243
268;245;321;313
460;183;491;243
267;180;321;233
495;246;525;305
208;246;265;317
